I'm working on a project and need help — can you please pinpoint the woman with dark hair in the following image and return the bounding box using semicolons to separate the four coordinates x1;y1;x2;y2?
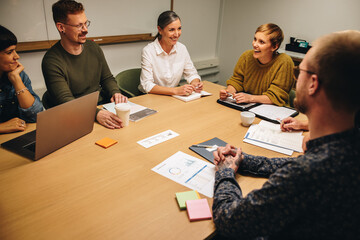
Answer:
0;25;43;134
139;11;203;96
219;23;294;106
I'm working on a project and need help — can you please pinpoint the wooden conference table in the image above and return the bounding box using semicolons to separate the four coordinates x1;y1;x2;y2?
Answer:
0;81;306;240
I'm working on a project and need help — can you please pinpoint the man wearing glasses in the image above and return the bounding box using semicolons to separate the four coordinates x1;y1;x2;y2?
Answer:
212;30;360;239
42;0;127;129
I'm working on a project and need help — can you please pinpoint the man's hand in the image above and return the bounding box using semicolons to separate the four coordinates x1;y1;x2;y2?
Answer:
0;117;26;134
213;144;243;172
96;110;123;129
280;117;309;132
302;132;310;152
110;93;128;104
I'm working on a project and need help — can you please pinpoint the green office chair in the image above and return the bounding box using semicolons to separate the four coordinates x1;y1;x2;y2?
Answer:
289;89;296;108
115;68;144;98
42;91;55;109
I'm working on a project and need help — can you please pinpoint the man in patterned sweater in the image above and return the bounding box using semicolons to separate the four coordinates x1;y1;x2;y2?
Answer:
213;30;360;239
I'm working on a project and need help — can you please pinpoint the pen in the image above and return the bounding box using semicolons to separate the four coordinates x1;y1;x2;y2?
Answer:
191;144;215;148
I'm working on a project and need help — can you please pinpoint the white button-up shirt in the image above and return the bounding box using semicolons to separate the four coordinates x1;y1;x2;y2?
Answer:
139;38;201;93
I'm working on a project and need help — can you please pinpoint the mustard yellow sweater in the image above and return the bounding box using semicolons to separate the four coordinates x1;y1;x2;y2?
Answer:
226;50;294;106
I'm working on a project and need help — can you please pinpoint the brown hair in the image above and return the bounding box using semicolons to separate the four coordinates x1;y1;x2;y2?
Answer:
52;0;84;23
156;11;180;40
310;30;360;112
256;23;284;51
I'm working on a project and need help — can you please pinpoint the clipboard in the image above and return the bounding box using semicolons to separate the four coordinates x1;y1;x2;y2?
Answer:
217;99;298;124
189;137;227;164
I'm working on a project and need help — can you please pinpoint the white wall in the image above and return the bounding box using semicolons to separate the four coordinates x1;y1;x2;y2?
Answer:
16;0;223;97
18;41;149;97
217;0;360;86
15;0;360;95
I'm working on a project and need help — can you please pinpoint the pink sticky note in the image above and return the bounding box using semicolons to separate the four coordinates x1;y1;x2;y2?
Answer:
186;199;212;221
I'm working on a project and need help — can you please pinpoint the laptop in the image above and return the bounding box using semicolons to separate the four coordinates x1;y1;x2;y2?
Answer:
1;91;99;160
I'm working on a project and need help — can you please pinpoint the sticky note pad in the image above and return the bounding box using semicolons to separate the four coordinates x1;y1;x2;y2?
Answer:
186;199;212;221
95;137;118;149
175;190;200;210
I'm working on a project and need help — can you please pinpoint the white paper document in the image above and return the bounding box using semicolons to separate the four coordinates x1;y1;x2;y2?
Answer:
137;130;179;148
244;120;303;155
152;151;215;198
249;104;298;122
103;101;157;121
172;90;212;102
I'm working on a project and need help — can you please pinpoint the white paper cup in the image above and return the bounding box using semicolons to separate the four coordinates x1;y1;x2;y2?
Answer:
115;103;130;127
240;111;255;127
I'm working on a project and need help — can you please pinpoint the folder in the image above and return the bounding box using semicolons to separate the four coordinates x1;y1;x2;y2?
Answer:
189;137;227;164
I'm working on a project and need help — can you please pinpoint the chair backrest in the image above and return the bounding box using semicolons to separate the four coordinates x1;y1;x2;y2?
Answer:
289;89;296;108
42;91;55;109
115;68;143;98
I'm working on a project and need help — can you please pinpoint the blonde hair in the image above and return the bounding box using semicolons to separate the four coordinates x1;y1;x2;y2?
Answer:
256;23;284;51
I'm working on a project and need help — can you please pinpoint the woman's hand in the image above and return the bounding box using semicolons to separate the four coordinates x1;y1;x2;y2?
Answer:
0;118;26;134
7;62;24;84
233;92;253;103
190;79;203;93
219;90;229;100
174;84;195;96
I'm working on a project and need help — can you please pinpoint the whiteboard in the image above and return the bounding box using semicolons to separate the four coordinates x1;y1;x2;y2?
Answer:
0;0;170;42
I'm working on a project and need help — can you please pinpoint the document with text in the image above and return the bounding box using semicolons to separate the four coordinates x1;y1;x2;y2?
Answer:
244;120;304;155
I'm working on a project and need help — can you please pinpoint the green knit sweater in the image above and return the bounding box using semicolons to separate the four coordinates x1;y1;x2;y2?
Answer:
42;40;120;114
226;50;294;106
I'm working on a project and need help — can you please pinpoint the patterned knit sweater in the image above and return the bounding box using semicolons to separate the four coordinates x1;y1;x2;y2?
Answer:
226;50;294;106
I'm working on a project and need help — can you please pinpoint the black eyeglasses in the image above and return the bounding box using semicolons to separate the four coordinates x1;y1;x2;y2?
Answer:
62;20;91;30
293;65;316;80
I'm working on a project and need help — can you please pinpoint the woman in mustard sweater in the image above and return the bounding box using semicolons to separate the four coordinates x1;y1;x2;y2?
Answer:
219;23;294;106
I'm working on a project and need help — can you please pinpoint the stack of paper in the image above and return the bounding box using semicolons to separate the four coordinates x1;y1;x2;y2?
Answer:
243;120;304;155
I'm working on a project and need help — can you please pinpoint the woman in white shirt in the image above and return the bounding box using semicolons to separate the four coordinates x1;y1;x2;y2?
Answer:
139;11;203;96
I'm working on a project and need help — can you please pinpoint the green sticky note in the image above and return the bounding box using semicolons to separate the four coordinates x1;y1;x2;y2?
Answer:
175;190;200;210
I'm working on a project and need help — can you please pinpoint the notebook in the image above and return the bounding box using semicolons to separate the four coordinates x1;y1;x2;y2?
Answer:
189;137;228;164
172;90;212;102
1;91;99;160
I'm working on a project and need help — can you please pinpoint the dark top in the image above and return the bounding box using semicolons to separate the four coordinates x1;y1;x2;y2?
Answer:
213;128;360;239
42;40;120;114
